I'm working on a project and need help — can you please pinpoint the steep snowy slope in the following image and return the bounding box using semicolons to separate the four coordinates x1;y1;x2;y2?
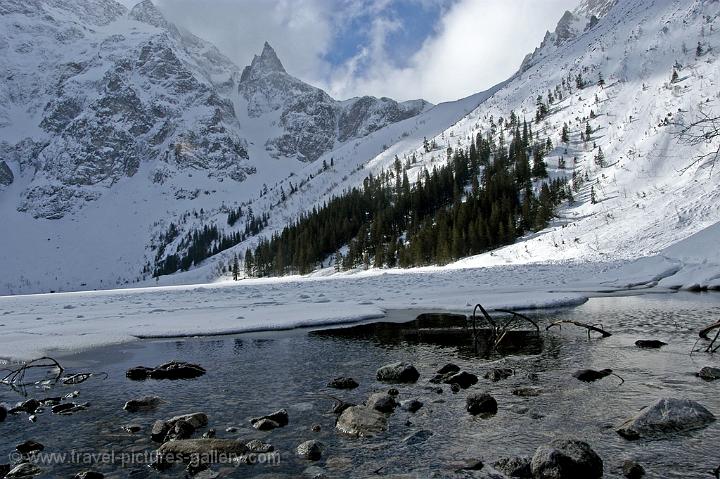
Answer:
154;0;720;287
0;0;431;294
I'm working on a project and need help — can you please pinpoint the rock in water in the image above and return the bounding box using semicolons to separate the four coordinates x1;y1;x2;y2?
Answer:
400;399;424;413
245;439;274;453
327;377;359;389
376;362;420;383
6;463;41;478
616;398;715;440
437;363;461;375
0;405;6;422
126;361;206;380
483;368;515;382
123;396;163;412
494;456;531;478
622;460;645;478
296;440;325;460
530;438;603;479
443;371;478;389
635;340;667;349
697;366;720;381
366;392;397;414
572;369;613;382
402;429;433;445
466;392;498;416
16;440;44;456
74;472;105;479
151;412;208;442
158;439;247;460
336;406;388;437
250;408;289;429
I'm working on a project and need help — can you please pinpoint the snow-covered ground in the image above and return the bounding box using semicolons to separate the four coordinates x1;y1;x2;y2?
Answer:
2;218;718;362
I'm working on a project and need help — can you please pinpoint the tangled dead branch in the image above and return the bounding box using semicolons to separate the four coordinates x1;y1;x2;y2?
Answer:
546;320;612;339
471;304;541;350
696;321;720;354
1;356;64;387
673;111;720;175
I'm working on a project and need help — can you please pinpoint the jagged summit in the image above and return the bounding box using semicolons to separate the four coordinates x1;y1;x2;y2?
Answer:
240;41;286;82
129;0;174;30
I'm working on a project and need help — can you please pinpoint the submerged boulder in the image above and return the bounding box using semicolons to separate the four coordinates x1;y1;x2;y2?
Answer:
697;366;720;381
530;438;603;479
126;361;206;380
376;362;420;383
635;340;667;349
484;368;515;382
250;409;288;430
621;460;645;479
327;377;359;389
572;369;613;382
443;371;478;389
493;456;531;478
123;396;163;412
617;398;715;440
158;438;247;459
151;412;208;442
400;399;424;413
366;392;397;414
336;405;387;437
466;392;497;416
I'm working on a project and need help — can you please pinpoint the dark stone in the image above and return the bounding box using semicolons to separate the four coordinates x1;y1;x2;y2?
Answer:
437;363;461;375
0;406;6;422
202;428;216;439
20;399;40;414
122;425;142;433
0;465;9;477
616;398;716;440
622;460;645;479
16;440;44;456
376;362;420;383
466;392;498;416
126;361;205;380
327;377;359;389
484;368;514;382
455;460;484;472
165;419;194;441
512;387;543;397
74;472;105;479
635;340;667;349
494;456;532;478
151;420;170;442
400;399;424;413
51;402;88;414
311;424;321;432
443;371;478;389
246;439;274;453
530;439;603;479
252;418;280;431
572;369;613;382
250;408;288;428
697;366;720;381
296;440;324;460
450;383;461;393
123;396;162;412
366;393;397;414
387;388;399;396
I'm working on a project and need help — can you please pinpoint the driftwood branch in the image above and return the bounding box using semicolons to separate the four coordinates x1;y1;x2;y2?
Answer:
0;356;65;387
697;321;720;353
546;320;612;339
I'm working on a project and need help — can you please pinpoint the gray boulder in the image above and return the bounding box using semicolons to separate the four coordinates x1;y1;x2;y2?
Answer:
376;362;420;383
530;438;603;479
493;456;532;477
6;463;41;478
466;392;498;416
158;438;247;459
622;460;645;478
250;408;288;429
697;366;720;381
336;405;387;437
296;440;325;460
123;396;162;412
366;392;397;414
617;398;715;440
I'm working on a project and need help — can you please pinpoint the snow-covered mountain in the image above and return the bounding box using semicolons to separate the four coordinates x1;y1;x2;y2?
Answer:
2;0;719;295
0;0;431;294
150;0;720;288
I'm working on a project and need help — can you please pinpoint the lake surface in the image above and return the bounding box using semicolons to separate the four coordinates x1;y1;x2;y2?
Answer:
1;293;719;478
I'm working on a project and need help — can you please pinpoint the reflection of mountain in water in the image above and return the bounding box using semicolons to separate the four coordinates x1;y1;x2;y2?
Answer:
311;313;543;358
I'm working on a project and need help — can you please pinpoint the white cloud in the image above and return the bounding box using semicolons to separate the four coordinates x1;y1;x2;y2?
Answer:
134;0;579;103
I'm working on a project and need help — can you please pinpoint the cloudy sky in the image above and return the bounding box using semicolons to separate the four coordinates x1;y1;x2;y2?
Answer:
126;0;578;103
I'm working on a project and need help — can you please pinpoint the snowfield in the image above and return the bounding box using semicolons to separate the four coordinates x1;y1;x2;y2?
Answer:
1;220;718;362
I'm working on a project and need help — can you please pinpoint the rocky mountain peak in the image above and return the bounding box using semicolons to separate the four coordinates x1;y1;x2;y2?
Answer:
129;0;174;31
240;41;287;83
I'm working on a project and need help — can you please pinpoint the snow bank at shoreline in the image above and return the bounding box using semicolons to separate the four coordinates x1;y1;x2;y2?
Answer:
1;221;718;362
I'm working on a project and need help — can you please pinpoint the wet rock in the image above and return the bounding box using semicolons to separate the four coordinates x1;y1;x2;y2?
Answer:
617;398;716;440
452;459;484;472
530;438;603;479
123;396;162;412
19;399;40;414
39;397;61;407
52;402;89;415
28;415;37;423
0;405;6;422
327;377;358;390
0;464;10;477
158;438;247;460
387;388;399;396
122;425;142;433
450;383;461;393
443;371;478;389
402;429;433;445
437;363;461;375
165;420;194;441
74;472;105;479
202;429;216;439
366;392;397;414
635;340;667;349
225;426;238;433
400;399;424;413
303;465;328;478
245;439;274;453
572;369;613;382
152;413;207;442
126;361;206;380
376;362;420;383
6;463;41;478
697;366;720;381
169;412;208;429
252;418;281;431
311;424;321;432
622;460;645;478
151;420;171;442
512;387;542;397
250;409;288;429
425;386;443;394
484;368;515;382
16;440;44;456
494;456;532;478
296;440;324;460
336;405;388;437
466;392;498;416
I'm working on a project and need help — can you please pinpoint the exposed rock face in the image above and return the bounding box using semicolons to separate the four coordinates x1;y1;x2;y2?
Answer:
335;405;387;437
530;439;603;479
0;161;13;186
616;398;716;440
